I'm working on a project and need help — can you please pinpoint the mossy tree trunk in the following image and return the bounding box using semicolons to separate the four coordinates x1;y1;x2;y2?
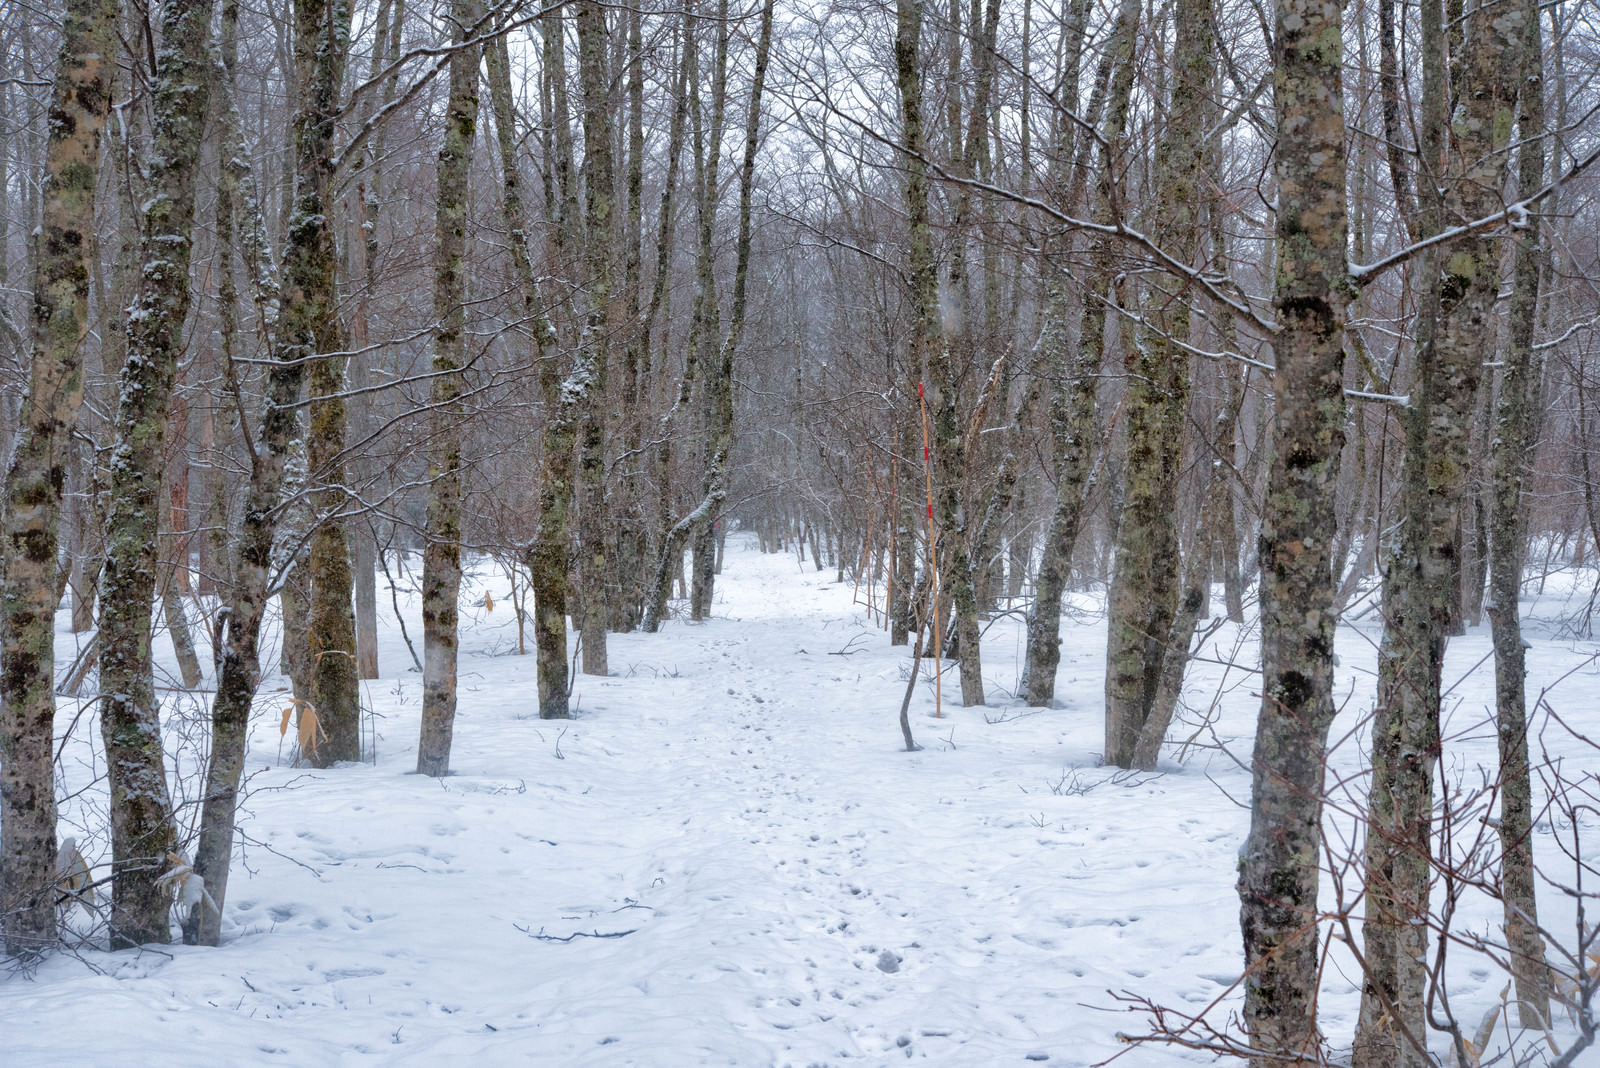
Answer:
301;0;357;767
1130;266;1242;771
683;0;727;625
1351;0;1446;1053
934;0;1001;708
526;7;583;718
611;2;649;634
1355;0;1521;1057
1236;0;1349;1051
281;549;313;702
1486;0;1551;1024
98;0;215;949
349;0;402;683
182;0;304;944
1103;0;1210;767
417;0;482;777
892;0;944;694
0;0;116;958
1020;0;1129;707
574;0;614;677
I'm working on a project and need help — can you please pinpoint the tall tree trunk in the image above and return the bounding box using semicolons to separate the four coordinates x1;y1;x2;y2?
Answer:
1131;309;1240;771
0;0;117;958
281;550;313;702
933;0;1001;707
1485;0;1551;1029
893;0;945;694
629;14;689;633
162;583;203;689
641;9;710;635
349;0;401;683
1355;0;1520;1057
645;0;774;630
352;528;379;680
611;1;649;634
183;0;343;945
1104;0;1210;767
684;0;728;625
1237;0;1349;1051
574;0;614;676
1020;0;1128;707
891;414;917;645
484;23;560;705
418;0;482;777
301;0;357;766
1353;0;1447;1054
98;0;215;948
527;7;585;718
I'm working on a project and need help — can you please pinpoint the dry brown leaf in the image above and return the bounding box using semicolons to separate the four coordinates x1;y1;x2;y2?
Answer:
298;702;325;760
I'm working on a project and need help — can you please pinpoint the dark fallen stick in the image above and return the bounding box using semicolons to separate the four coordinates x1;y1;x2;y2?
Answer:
517;924;638;942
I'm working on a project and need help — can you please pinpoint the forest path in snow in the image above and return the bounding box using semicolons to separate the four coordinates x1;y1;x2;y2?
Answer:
29;534;1578;1064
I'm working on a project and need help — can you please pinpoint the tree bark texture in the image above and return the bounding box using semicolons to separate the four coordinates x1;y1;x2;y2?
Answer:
349;0;401;684
893;0;950;696
574;0;613;677
302;0;357;766
485;23;561;711
1237;0;1349;1054
418;0;482;777
0;0;116;957
1020;0;1131;707
1104;0;1210;767
610;2;649;634
1355;0;1520;1057
281;551;313;702
527;9;585;718
1485;0;1551;1024
642;10;713;635
98;0;215;948
185;0;349;945
936;0;1001;708
683;0;728;625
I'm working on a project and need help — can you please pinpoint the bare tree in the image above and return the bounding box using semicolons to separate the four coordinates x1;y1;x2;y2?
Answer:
417;0;484;778
1103;0;1213;769
301;0;357;766
1019;0;1134;708
1485;0;1553;1025
644;0;776;632
526;5;587;719
1236;0;1350;1054
0;0;117;957
572;0;615;677
98;0;216;947
1356;0;1525;1056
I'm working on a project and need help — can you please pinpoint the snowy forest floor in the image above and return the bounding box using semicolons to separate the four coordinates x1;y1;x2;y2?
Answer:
3;533;1599;1066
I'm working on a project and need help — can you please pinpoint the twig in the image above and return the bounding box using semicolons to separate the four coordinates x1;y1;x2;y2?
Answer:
516;924;637;942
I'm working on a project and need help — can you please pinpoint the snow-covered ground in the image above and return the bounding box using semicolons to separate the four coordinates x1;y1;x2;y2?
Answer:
4;534;1597;1066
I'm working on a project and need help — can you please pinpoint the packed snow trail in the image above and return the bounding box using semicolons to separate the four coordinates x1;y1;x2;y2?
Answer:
6;534;1594;1065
